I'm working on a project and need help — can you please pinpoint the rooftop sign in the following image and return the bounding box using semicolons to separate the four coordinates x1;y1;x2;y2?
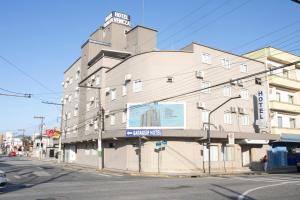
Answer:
104;11;130;27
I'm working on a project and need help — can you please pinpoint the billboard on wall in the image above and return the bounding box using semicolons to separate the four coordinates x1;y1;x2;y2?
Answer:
127;102;186;129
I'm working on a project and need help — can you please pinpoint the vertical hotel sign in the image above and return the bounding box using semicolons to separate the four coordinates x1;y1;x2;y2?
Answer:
256;90;268;128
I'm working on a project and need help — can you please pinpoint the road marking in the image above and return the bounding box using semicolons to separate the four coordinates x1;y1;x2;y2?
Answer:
33;171;50;177
97;173;111;177
238;181;300;200
232;177;279;183
107;173;123;177
14;175;21;179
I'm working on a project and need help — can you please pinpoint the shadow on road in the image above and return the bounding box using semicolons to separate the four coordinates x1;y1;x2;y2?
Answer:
0;158;80;195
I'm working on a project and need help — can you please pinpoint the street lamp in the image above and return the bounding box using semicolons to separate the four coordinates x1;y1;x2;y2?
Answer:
207;95;241;174
78;84;104;170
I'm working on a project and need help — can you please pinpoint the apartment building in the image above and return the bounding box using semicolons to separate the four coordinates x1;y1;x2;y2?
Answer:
61;11;277;173
244;47;300;167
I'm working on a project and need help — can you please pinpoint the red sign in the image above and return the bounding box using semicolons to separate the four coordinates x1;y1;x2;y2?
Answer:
45;129;61;138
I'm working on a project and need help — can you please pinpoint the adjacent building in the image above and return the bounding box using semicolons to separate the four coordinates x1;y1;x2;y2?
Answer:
61;11;278;173
244;47;300;168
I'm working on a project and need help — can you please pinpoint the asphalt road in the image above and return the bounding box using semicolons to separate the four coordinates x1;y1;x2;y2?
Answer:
0;157;300;200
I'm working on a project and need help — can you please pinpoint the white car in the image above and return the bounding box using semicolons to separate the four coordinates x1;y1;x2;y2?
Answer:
0;170;8;188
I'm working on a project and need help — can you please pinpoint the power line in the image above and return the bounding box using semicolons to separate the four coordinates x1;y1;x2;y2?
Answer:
0;92;31;98
0;55;56;93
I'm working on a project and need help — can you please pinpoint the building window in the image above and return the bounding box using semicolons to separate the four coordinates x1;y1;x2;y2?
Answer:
76;70;80;80
86;103;90;111
241;89;249;100
68;95;72;102
240;64;248;73
67;112;71;120
69;77;73;85
94;120;99;130
202;110;209;123
241;114;249;126
133;80;143;92
201;81;211;93
223;86;231;97
283;69;289;78
223;146;235;161
122;112;127;123
204;145;218;161
111;88;116;101
110;114;115;125
290;118;296;128
122;85;127;96
221;58;230;69
95;76;100;85
278;116;283;128
75;90;79;98
276;92;281;102
224;112;232;124
288;95;294;104
202;53;211;64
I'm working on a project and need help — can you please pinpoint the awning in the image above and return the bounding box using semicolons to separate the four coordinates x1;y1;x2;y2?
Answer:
279;133;300;143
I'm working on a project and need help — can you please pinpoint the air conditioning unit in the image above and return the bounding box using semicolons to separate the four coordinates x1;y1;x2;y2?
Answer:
90;97;95;102
270;112;276;118
61;81;65;86
66;77;70;83
89;120;94;126
230;107;237;113
104;110;110;116
125;74;132;82
230;79;237;86
255;77;262;85
195;70;204;79
75;104;79;109
237;80;243;87
166;76;174;83
105;87;110;94
196;102;205;109
91;75;96;81
77;67;80;72
238;107;246;114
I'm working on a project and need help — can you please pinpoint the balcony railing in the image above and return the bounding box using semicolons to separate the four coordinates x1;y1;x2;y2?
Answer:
269;101;300;114
271;127;300;135
268;75;300;91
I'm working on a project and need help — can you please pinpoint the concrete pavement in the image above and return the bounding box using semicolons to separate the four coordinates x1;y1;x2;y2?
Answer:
1;156;300;200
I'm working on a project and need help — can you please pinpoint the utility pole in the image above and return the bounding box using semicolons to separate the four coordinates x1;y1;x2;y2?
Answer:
78;84;104;170
17;129;25;152
34;116;45;160
41;101;64;163
207;95;240;175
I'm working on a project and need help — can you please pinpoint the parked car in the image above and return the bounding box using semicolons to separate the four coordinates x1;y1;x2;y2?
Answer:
297;161;300;172
0;170;7;188
8;151;16;157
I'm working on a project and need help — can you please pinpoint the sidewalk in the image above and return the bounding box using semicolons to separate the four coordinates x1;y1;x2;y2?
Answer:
29;157;270;178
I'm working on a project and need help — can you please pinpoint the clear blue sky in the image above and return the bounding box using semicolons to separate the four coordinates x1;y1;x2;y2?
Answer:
0;0;299;136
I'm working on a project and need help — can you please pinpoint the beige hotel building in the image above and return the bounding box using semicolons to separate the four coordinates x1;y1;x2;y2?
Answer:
61;11;278;173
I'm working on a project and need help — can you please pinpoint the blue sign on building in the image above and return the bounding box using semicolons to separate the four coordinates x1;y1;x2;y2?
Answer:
126;129;162;137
